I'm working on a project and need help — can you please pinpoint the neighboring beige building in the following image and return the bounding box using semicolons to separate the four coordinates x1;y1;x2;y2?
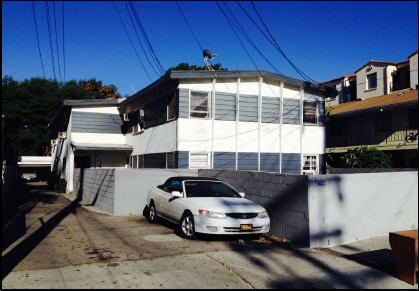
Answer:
323;51;418;106
322;50;418;168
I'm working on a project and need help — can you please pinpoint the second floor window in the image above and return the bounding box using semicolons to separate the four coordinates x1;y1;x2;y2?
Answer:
367;73;377;90
133;109;144;133
303;101;317;124
190;91;210;118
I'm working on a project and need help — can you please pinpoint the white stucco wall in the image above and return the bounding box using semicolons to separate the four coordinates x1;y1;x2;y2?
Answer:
177;119;324;156
356;64;388;99
308;171;418;248
409;51;418;89
114;168;198;216
128;121;177;155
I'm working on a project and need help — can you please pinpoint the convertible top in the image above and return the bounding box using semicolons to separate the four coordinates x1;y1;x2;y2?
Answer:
164;176;222;184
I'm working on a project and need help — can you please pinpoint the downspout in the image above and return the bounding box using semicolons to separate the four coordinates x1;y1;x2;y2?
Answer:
258;77;262;171
279;81;284;173
211;78;216;169
300;87;304;174
236;77;240;170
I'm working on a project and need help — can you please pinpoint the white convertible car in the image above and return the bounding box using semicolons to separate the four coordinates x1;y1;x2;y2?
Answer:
146;176;270;239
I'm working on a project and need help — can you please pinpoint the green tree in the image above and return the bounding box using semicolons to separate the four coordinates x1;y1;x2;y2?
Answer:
79;78;122;99
2;76;122;156
340;146;393;168
166;62;227;73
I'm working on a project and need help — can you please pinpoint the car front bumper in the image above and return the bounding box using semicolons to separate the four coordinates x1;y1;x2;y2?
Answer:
193;215;270;235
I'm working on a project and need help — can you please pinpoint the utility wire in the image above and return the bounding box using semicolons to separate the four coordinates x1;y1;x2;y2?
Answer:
31;1;45;79
45;1;57;80
53;1;62;83
125;2;160;77
113;1;152;83
219;2;297;86
128;1;165;76
247;1;318;84
176;1;203;52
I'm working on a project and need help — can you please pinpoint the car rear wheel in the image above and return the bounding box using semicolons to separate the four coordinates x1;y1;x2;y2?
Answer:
179;212;196;239
148;202;158;223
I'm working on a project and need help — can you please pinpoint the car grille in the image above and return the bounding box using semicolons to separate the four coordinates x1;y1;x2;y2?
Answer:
226;213;258;219
223;226;264;233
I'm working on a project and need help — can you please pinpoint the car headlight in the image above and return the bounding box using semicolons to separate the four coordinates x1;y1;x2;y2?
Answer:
198;209;226;218
258;210;269;218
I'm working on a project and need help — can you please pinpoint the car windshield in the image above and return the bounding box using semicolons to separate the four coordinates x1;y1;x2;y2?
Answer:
184;181;241;198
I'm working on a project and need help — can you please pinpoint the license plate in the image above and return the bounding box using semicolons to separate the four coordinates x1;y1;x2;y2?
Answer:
240;224;253;231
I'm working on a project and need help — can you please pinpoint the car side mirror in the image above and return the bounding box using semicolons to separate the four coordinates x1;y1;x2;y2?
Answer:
238;192;245;198
171;191;182;197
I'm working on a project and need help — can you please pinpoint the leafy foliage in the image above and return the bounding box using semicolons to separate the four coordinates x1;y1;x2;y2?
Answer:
340;146;393;168
81;79;121;99
2;76;122;156
166;62;227;73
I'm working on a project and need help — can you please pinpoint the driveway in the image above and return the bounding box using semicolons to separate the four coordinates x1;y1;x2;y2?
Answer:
3;182;417;289
2;182;276;273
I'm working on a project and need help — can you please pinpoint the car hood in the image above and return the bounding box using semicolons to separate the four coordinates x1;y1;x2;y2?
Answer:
189;197;266;213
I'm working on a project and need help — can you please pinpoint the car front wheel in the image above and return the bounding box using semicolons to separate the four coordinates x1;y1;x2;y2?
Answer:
148;202;158;223
179;212;196;239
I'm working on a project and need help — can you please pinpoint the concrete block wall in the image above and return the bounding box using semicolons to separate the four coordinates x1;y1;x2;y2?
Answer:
73;169;116;214
72;168;418;248
198;169;310;246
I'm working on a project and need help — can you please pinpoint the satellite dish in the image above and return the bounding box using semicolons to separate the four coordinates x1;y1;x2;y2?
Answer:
202;49;217;74
203;49;212;59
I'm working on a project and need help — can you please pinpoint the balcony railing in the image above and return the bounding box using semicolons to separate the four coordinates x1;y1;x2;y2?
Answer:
390;82;410;92
327;126;418;148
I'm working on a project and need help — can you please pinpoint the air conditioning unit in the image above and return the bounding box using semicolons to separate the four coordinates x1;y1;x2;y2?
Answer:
58;131;67;139
123;113;130;121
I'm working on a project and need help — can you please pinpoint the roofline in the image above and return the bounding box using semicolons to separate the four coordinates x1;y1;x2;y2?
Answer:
63;99;120;107
408;50;418;59
331;100;418;117
121;70;324;107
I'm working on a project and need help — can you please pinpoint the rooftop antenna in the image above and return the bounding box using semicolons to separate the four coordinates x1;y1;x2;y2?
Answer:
203;49;217;77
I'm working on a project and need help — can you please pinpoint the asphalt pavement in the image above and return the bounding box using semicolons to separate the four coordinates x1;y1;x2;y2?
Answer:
2;182;417;289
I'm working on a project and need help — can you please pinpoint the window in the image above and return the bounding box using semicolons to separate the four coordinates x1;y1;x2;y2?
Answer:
167;94;176;120
133;109;144;133
190;91;210;118
130;156;136;168
166;152;175;169
302;155;317;175
163;180;182;193
189;152;209;169
130;155;143;168
367;73;377;90
303;101;317;124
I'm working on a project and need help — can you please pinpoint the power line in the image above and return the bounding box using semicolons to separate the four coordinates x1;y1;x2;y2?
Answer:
45;1;57;80
113;1;152;83
53;1;62;83
31;1;45;79
175;1;203;52
245;1;318;84
128;1;165;76
124;1;161;77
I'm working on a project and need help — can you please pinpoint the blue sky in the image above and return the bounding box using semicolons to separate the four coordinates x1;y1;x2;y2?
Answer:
2;1;418;98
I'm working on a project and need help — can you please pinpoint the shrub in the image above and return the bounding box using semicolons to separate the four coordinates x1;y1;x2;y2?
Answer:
341;146;393;168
